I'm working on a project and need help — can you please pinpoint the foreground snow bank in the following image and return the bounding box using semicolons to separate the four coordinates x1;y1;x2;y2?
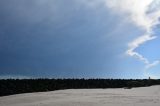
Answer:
0;86;160;106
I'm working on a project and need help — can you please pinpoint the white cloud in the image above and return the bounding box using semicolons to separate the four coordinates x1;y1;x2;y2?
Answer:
103;0;160;70
145;60;160;69
126;34;156;64
82;0;160;72
104;0;156;30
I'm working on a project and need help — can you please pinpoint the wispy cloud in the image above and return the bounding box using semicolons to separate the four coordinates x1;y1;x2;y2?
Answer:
103;0;160;72
145;60;160;69
83;0;160;77
126;34;156;65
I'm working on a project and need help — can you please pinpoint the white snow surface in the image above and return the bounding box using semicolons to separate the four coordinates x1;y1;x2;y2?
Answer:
1;86;160;106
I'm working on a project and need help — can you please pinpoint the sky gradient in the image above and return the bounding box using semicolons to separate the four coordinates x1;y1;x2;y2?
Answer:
0;0;160;79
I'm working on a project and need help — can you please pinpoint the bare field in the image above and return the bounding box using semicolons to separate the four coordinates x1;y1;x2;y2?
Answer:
1;86;160;106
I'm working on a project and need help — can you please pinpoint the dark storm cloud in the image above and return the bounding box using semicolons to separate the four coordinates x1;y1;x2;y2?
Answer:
0;0;141;78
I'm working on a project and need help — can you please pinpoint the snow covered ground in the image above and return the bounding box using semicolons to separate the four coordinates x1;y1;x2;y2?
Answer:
1;86;160;106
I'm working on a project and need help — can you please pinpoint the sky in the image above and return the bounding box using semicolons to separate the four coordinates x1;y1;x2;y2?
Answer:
0;0;160;79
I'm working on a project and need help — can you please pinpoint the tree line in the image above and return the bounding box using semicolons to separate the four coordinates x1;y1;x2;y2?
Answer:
0;78;160;96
